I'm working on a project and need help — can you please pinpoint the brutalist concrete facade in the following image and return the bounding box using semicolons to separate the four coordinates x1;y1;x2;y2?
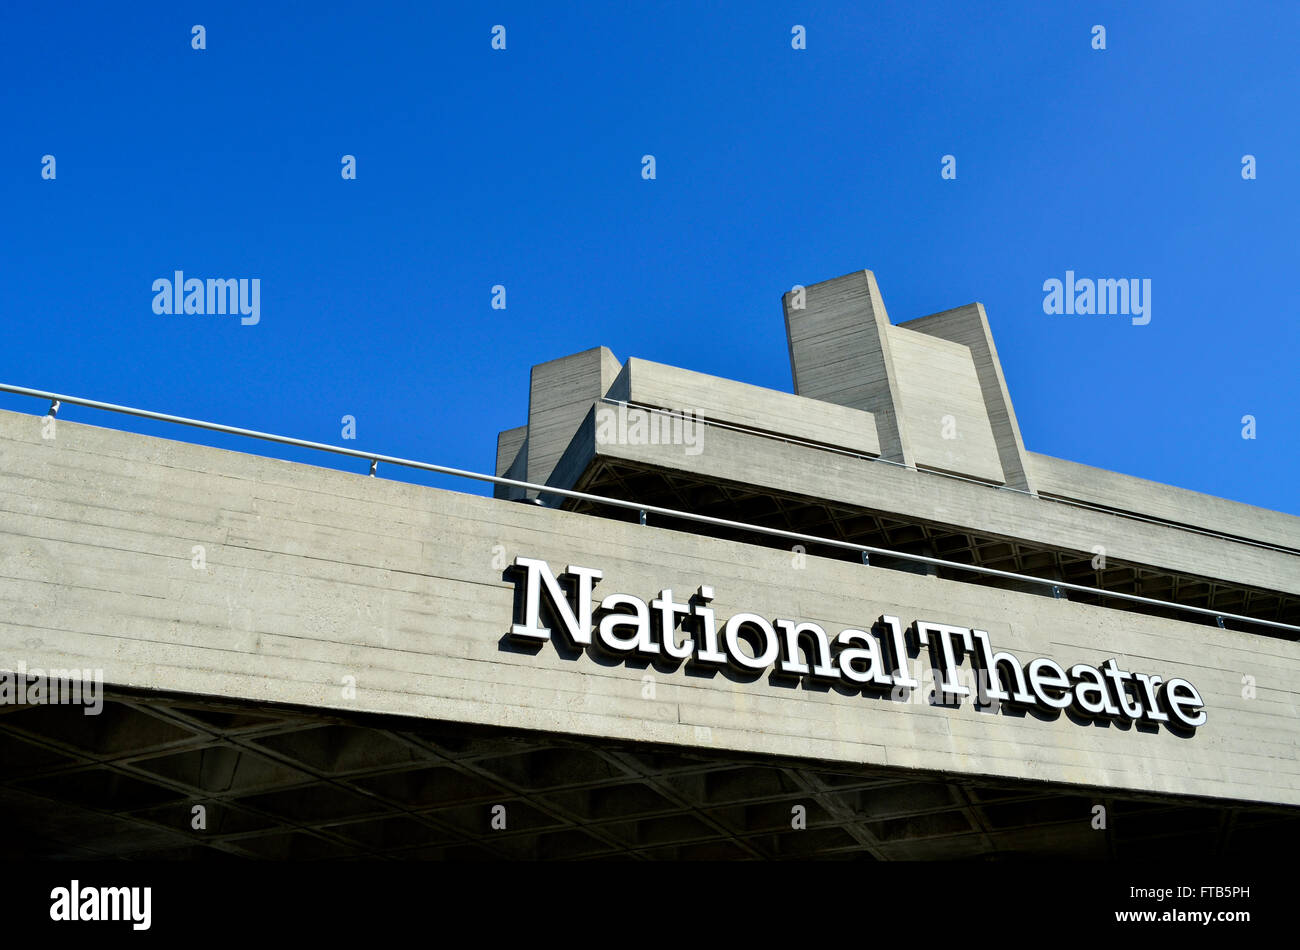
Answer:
2;269;1298;859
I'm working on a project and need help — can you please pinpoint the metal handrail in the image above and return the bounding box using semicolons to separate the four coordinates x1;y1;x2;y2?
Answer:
3;381;1298;636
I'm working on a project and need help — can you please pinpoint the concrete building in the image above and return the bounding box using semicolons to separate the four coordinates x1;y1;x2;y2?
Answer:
2;268;1297;860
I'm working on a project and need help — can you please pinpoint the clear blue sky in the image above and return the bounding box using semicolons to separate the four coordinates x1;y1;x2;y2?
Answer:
3;2;1297;514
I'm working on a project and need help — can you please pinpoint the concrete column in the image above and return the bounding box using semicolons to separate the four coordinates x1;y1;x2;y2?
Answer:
494;426;528;501
783;270;913;466
526;347;622;497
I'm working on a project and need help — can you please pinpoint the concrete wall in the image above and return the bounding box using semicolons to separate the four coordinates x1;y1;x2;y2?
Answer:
2;409;1297;807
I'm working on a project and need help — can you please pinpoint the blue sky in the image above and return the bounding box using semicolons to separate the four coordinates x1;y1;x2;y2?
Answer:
3;2;1297;513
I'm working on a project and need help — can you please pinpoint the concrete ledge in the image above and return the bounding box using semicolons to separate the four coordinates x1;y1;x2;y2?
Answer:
1029;452;1300;553
589;422;1300;599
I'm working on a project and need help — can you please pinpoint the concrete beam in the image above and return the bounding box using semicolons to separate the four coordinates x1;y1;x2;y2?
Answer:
1028;452;1300;551
608;357;882;457
590;423;1300;600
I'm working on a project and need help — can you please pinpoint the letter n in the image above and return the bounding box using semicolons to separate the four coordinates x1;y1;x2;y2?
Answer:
510;557;601;646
